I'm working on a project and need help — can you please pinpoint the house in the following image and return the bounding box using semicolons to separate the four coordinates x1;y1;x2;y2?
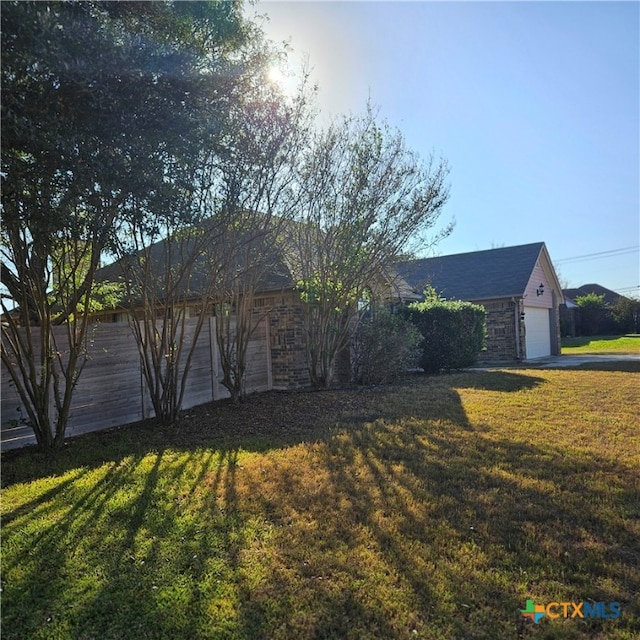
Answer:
563;283;624;307
396;242;564;362
93;228;563;374
91;225;311;390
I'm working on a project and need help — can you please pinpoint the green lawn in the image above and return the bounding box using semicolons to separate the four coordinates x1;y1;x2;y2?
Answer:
2;364;639;639
562;334;640;354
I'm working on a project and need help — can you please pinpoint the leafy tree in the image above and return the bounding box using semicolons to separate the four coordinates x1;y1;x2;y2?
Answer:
113;219;221;425
574;292;609;336
1;0;249;447
205;74;313;403
114;38;313;412
611;296;640;334
284;107;452;387
110;14;314;413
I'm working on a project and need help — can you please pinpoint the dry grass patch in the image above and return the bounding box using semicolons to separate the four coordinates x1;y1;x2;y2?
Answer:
2;366;639;639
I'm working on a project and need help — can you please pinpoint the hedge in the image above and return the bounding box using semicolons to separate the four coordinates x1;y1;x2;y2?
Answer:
402;298;486;373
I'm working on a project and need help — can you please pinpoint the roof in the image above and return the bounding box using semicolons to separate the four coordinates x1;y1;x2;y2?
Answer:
94;221;295;304
396;242;547;301
563;284;626;306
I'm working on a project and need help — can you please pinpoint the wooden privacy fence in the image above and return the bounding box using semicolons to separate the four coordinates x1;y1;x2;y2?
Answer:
1;316;272;450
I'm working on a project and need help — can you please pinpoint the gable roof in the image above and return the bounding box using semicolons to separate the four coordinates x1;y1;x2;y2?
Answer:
563;284;626;306
396;242;548;302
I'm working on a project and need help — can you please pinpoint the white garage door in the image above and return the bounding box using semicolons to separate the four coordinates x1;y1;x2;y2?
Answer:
524;307;551;359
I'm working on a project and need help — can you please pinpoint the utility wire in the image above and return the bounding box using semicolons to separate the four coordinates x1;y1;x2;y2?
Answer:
614;285;640;295
555;246;639;264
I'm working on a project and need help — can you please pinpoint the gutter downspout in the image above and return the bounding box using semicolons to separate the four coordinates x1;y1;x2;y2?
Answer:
512;297;521;361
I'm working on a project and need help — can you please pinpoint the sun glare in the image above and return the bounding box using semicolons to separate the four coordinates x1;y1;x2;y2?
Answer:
267;63;296;98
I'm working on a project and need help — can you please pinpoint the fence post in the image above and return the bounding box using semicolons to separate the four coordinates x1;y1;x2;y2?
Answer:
265;315;273;391
209;316;218;401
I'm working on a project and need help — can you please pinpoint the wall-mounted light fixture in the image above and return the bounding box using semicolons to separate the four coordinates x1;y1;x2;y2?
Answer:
536;283;545;297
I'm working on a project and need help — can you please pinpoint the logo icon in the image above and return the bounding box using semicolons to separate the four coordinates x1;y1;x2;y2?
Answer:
521;600;546;624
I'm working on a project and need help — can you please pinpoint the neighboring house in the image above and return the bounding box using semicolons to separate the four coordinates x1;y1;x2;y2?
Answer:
563;283;624;307
396;242;564;362
560;284;626;337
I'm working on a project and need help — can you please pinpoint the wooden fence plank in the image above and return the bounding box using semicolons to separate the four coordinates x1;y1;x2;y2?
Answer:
2;314;273;451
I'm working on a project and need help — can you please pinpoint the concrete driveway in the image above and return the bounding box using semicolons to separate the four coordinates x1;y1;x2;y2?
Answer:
531;353;640;367
472;353;639;370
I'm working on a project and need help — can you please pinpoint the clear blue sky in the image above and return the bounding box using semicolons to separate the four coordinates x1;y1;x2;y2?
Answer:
253;0;640;296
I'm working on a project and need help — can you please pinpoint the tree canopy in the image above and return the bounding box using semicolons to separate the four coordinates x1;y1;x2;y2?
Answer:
284;109;452;387
1;1;454;445
0;0;270;446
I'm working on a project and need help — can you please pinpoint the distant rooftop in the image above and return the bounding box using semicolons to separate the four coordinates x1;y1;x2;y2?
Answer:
563;284;627;306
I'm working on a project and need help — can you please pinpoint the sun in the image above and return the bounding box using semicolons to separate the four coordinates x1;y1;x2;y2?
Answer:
266;62;297;98
268;64;286;86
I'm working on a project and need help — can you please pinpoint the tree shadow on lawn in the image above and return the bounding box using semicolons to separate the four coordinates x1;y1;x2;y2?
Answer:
0;371;546;488
231;414;639;639
2;369;638;639
1;446;248;639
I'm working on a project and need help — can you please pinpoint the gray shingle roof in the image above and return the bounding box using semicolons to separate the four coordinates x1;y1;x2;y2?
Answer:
563;284;626;306
94;224;295;304
396;242;546;301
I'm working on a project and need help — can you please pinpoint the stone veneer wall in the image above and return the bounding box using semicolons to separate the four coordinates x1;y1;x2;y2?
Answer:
267;291;540;383
267;293;547;379
266;291;355;388
476;298;526;364
267;290;309;389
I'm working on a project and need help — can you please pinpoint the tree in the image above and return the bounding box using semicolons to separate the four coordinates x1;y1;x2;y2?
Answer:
611;296;640;334
574;292;609;336
111;20;314;413
207;76;313;402
284;108;452;387
112;219;220;426
1;0;249;447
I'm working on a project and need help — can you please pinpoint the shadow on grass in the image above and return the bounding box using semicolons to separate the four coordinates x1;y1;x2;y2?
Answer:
233;409;639;639
2;368;638;639
0;371;547;488
1;447;249;639
435;369;546;392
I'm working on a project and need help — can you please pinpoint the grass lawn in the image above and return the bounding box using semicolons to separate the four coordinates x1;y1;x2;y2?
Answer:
562;334;640;355
2;363;639;639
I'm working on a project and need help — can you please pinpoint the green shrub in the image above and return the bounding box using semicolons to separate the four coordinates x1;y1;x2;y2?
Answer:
352;309;424;385
575;292;612;336
402;297;486;373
